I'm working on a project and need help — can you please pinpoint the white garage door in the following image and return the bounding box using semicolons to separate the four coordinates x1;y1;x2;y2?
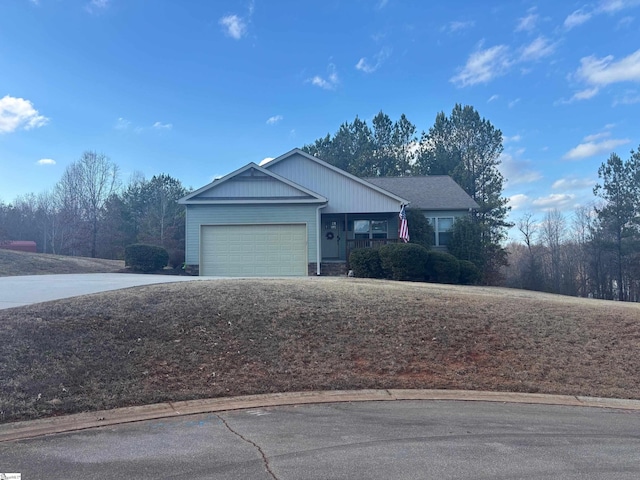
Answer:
200;224;307;276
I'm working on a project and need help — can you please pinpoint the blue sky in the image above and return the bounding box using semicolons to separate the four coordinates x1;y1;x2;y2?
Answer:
1;0;639;232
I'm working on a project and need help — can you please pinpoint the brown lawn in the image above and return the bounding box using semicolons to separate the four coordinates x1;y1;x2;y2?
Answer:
0;249;124;276
1;277;639;423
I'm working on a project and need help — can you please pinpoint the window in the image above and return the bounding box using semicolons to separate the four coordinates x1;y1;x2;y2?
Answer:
353;220;388;240
428;217;454;247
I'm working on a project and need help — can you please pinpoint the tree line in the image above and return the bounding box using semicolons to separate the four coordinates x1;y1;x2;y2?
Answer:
505;148;640;302
0;151;189;263
303;105;638;300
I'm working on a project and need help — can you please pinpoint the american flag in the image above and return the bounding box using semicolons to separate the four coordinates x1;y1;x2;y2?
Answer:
398;205;409;243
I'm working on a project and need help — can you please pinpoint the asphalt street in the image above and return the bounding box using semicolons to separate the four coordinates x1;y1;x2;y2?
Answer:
0;273;207;309
2;400;640;479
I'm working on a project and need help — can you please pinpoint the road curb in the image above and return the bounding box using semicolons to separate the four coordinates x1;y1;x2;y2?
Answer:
2;389;640;442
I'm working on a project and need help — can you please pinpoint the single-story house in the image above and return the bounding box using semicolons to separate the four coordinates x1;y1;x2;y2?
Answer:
179;148;478;277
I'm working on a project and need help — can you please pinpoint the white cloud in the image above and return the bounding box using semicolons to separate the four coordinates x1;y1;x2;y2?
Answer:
564;9;593;29
487;94;499;102
504;134;522;143
557;86;601;104
355;47;391;74
500;152;542;186
599;0;640;13
563;137;630;160
617;15;635;27
266;115;283;125
583;131;610;142
551;177;595;190
36;158;56;166
509;193;531;210
515;12;539;32
444;20;475;33
508;98;521;108
576;49;640;86
308;63;339;90
532;193;577;209
259;157;274;166
564;1;640;28
573;87;600;100
219;14;247;39
0;95;49;133
355;58;373;73
114;117;131;130
85;0;109;14
613;90;640;105
450;44;511;87
153;121;173;130
520;36;556;62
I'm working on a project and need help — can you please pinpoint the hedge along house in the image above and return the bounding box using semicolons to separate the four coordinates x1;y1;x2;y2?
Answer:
179;148;411;276
364;176;479;251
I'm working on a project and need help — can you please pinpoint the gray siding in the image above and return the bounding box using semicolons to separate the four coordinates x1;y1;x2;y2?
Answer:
267;153;401;213
197;174;311;199
185;203;320;265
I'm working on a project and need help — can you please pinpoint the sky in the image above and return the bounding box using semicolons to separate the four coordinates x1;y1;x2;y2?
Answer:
1;0;640;235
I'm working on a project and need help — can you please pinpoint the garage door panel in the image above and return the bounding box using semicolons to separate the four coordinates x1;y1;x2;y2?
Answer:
201;224;307;276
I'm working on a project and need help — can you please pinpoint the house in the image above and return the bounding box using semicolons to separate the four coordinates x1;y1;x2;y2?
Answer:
179;148;477;277
364;176;479;249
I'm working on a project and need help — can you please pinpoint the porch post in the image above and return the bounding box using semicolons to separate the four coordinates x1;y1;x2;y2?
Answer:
316;204;326;275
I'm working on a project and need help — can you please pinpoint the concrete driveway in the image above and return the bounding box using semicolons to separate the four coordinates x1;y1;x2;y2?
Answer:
0;273;207;310
2;399;640;479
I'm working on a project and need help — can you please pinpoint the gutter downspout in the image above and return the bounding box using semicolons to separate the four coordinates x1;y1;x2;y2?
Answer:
316;203;327;275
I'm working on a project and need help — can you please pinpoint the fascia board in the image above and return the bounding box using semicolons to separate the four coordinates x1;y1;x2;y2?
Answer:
179;161;327;204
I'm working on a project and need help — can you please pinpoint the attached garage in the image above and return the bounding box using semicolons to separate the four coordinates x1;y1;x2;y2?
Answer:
200;224;308;276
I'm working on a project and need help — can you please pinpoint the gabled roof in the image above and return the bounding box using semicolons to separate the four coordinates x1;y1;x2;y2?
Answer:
179;162;327;205
264;148;410;205
364;176;479;211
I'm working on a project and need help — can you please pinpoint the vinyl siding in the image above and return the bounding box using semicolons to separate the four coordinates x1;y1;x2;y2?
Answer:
197;173;312;199
185;203;320;265
267;153;401;213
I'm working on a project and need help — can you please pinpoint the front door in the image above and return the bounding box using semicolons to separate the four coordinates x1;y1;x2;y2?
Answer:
322;218;343;259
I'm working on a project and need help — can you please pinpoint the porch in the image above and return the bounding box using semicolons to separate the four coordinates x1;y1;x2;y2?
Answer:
319;211;402;274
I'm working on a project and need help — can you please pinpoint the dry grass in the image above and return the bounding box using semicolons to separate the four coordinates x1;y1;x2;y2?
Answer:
1;278;639;423
0;249;124;276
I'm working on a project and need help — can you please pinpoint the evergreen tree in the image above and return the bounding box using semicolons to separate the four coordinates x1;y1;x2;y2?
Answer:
593;149;640;301
417;104;510;282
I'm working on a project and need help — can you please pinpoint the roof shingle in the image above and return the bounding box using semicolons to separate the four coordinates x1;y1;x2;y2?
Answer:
364;176;479;210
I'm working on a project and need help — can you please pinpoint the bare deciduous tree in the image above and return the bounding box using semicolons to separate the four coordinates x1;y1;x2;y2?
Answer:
57;151;120;257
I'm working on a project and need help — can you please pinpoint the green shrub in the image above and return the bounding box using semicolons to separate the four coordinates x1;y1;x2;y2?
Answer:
125;244;169;272
405;209;434;249
458;260;481;285
426;251;460;284
378;243;430;282
349;248;383;278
